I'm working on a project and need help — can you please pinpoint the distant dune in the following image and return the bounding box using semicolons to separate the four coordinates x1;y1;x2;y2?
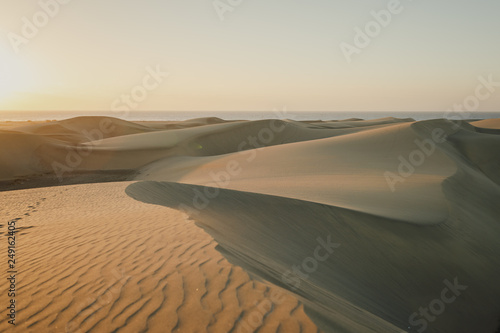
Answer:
1;116;499;333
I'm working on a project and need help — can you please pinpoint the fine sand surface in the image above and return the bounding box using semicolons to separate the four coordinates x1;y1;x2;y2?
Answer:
1;116;500;333
0;182;319;333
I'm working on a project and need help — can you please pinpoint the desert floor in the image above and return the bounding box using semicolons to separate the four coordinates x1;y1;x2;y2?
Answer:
1;116;499;333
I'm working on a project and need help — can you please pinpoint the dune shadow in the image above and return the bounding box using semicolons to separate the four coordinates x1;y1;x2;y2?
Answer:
125;180;500;333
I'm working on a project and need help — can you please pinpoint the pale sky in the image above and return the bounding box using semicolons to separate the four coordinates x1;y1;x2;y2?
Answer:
0;0;499;112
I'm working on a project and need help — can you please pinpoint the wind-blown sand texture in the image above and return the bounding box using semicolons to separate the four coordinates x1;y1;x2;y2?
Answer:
0;183;319;333
1;116;499;333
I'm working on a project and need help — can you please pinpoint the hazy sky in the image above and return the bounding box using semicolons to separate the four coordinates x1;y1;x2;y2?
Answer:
0;0;499;112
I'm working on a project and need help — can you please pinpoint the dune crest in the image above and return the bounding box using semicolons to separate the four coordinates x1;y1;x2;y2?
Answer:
2;116;500;333
126;117;500;332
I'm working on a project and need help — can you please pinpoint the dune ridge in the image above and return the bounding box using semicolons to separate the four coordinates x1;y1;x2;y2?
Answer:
2;116;499;333
0;116;413;182
126;118;500;332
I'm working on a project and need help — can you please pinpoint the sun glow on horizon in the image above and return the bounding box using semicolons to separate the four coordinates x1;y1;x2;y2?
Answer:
0;43;35;105
0;2;499;112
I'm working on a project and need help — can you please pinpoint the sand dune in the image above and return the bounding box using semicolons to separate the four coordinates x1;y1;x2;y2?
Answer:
1;116;499;333
0;116;414;181
127;118;500;332
137;120;456;224
472;118;500;130
0;182;320;333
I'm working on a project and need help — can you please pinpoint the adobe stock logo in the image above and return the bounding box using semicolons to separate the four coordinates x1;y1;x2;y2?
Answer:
340;0;415;64
111;65;169;112
408;277;467;333
384;128;447;192
281;235;340;291
213;0;243;21
7;0;73;54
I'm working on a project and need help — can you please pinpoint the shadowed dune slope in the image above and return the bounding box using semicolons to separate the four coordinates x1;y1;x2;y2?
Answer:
0;131;64;181
126;173;500;333
2;116;500;333
127;119;500;333
0;116;413;182
14;116;157;138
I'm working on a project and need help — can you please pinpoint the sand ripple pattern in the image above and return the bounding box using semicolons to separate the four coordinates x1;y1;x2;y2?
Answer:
0;182;320;333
